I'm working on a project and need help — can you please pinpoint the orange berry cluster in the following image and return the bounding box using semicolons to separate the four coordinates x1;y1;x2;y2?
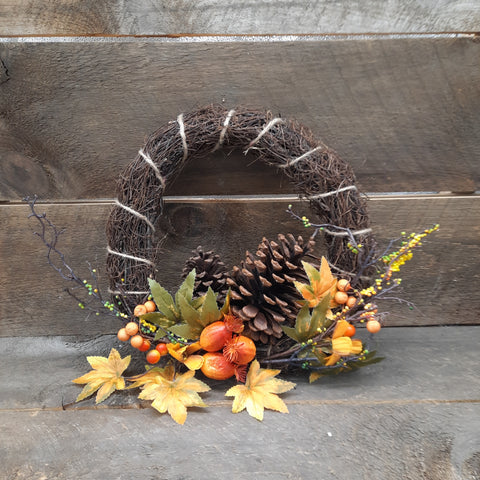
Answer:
133;300;156;317
199;315;256;381
117;300;169;364
334;280;382;334
334;279;358;308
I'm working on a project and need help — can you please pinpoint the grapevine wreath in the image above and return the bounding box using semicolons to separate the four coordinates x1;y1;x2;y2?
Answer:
27;105;438;424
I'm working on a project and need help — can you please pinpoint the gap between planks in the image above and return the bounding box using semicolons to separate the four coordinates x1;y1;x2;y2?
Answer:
0;33;477;43
5;192;480;206
1;398;479;415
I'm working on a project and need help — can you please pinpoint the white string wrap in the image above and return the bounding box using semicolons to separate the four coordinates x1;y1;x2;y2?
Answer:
282;146;324;168
212;109;235;152
108;289;150;295
323;227;373;237
114;199;156;232
308;185;358;199
244;118;285;154
177;113;188;161
106;246;155;266
138;149;166;189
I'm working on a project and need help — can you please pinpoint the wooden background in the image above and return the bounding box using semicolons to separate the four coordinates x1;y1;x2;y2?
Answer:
1;2;479;338
1;4;480;480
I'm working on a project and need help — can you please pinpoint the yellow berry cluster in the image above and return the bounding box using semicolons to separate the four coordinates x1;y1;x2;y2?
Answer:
384;224;439;279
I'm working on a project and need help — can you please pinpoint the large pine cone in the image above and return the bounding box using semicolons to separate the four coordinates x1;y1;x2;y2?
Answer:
182;246;229;301
227;234;315;344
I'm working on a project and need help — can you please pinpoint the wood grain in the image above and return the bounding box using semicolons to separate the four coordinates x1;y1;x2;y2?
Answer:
0;37;478;201
1;1;479;35
1;328;479;479
1;404;479;479
2;195;479;337
2;327;479;409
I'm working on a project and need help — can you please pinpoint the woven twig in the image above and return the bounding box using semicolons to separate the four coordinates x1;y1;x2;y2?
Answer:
106;105;376;313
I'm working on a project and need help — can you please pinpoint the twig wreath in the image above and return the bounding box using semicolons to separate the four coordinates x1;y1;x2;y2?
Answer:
105;104;375;312
26;105;438;423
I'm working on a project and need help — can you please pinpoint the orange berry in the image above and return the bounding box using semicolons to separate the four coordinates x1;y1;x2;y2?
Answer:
201;352;236;380
117;327;130;342
155;343;168;356
346;296;357;308
144;300;156;313
133;304;147;317
146;349;161;364
200;321;233;352
337;279;351;292
223;335;256;365
344;323;356;337
366;320;382;334
139;339;151;352
334;291;349;305
125;321;139;336
130;334;144;349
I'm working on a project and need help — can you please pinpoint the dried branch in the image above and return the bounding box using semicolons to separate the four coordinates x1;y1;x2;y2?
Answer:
25;196;127;320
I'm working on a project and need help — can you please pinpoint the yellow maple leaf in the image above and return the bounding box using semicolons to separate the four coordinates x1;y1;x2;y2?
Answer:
127;365;171;389
72;348;130;404
294;257;338;308
137;365;210;424
225;360;296;421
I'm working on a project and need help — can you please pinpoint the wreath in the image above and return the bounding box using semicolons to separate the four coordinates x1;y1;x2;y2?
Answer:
27;105;438;423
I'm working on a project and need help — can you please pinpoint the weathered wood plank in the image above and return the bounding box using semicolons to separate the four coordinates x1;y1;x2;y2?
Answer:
0;37;478;201
1;327;479;409
1;1;479;35
1;195;478;336
1;403;479;479
2;327;479;478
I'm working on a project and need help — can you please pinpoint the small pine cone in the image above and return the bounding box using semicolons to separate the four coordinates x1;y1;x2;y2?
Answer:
227;234;315;345
182;246;229;301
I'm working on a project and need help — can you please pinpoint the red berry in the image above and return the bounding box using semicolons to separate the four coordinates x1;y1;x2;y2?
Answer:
155;343;168;356
146;349;161;364
138;339;151;352
344;323;356;337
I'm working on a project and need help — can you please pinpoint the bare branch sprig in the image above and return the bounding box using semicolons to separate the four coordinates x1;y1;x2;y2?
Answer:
25;196;128;320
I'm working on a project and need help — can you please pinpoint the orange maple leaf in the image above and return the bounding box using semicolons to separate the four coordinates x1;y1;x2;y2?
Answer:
294;257;338;308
